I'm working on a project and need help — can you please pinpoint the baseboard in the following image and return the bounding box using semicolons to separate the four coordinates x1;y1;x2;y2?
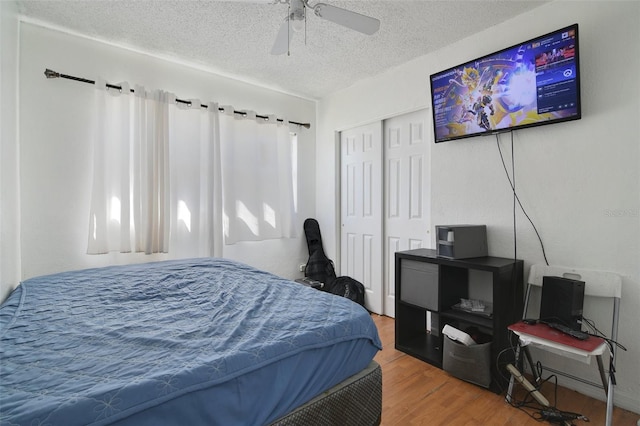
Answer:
562;380;640;415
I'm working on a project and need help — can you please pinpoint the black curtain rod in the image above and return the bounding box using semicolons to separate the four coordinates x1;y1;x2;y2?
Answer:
44;69;311;129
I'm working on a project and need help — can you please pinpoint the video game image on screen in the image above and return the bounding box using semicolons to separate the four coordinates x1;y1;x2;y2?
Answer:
430;24;580;143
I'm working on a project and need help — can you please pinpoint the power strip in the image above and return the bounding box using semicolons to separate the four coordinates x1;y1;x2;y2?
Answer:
506;364;574;426
506;363;550;407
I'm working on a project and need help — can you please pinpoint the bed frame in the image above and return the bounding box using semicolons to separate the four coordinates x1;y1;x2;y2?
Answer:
271;361;382;426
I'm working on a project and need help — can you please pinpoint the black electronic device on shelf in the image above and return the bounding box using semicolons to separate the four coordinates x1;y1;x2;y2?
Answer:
540;275;585;331
436;225;487;259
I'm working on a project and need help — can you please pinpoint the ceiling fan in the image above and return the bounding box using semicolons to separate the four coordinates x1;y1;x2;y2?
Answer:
270;0;380;55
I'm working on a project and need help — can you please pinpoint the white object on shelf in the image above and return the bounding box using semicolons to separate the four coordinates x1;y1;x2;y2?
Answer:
442;324;476;346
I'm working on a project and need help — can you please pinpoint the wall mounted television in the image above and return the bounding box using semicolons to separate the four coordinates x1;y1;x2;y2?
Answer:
430;24;581;143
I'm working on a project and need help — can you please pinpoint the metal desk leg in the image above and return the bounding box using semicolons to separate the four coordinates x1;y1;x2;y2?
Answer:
596;354;608;394
605;372;614;426
505;344;520;404
523;346;540;385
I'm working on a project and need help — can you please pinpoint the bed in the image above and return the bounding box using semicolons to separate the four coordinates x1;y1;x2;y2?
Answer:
0;258;382;425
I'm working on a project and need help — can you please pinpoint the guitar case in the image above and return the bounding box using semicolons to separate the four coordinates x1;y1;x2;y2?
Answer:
303;218;336;286
303;218;366;308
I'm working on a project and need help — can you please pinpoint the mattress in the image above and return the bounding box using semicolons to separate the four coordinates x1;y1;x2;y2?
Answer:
0;258;381;425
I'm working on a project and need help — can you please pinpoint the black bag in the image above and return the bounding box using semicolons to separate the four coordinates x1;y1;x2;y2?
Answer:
303;218;336;286
304;250;336;286
325;276;365;307
303;218;365;307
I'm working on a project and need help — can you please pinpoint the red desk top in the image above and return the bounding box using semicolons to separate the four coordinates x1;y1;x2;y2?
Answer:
508;321;605;353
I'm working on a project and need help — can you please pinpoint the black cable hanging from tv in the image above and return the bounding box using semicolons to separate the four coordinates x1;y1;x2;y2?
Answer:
43;68;311;129
494;133;549;266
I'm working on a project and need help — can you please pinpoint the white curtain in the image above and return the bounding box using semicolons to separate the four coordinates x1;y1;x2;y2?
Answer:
87;83;222;256
220;108;296;244
131;86;171;254
169;100;223;258
87;80;137;254
87;81;294;255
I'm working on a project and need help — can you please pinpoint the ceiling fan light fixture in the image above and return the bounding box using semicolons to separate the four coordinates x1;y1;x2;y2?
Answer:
290;13;305;32
289;0;306;32
270;0;379;55
291;19;304;32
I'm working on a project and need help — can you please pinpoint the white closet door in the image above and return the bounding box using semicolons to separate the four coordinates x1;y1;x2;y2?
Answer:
383;109;430;317
339;110;430;317
340;122;383;314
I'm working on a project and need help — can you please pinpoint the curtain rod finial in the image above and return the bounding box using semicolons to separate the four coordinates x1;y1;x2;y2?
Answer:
301;123;311;129
44;69;60;79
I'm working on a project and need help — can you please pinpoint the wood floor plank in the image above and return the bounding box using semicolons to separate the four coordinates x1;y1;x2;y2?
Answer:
371;314;638;425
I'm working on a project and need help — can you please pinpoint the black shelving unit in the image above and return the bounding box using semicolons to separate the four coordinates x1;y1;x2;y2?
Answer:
394;248;523;392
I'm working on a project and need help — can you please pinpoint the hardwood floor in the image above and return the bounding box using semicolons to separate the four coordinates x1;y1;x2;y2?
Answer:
371;314;638;425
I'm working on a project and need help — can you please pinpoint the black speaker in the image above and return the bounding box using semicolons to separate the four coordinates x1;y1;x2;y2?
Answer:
540;276;585;331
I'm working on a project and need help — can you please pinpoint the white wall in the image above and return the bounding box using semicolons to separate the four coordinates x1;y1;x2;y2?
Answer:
0;0;21;302
16;22;316;283
317;1;639;413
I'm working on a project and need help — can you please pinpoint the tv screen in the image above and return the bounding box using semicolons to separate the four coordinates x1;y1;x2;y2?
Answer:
430;24;581;143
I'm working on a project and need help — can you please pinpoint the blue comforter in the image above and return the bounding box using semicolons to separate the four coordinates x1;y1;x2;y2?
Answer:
0;258;381;425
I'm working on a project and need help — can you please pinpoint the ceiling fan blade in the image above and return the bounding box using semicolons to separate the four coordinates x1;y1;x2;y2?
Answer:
313;3;380;35
271;18;292;55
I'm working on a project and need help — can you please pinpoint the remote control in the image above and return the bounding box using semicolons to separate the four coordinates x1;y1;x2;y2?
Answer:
547;322;589;340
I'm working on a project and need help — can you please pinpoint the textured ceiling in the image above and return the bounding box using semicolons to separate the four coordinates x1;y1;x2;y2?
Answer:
17;0;548;100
